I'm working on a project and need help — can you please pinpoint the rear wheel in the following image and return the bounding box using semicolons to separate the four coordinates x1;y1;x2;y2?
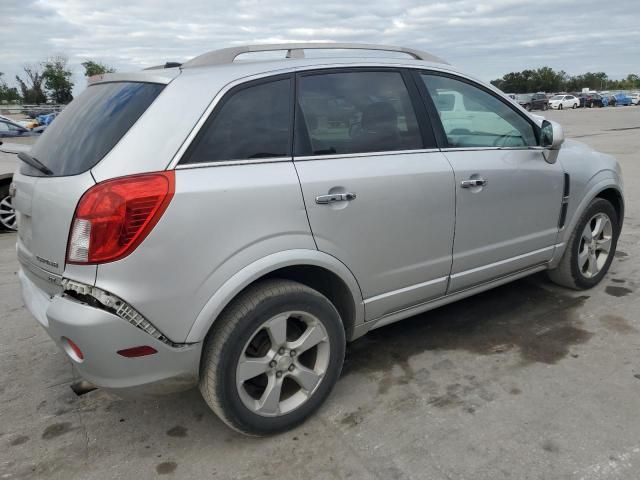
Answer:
572;102;577;109
543;103;548;111
199;279;345;436
0;184;17;231
547;198;619;290
525;104;532;111
590;101;594;108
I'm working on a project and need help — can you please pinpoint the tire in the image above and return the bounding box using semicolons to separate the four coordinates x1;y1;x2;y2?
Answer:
590;101;594;108
0;184;17;231
572;103;577;109
547;198;620;290
199;278;346;436
543;103;548;111
525;104;532;111
558;103;563;110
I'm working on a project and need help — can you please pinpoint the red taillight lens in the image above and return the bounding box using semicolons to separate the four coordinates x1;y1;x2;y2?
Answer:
67;171;175;264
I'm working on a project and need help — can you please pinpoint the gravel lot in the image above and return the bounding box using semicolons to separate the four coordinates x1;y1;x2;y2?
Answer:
1;106;639;479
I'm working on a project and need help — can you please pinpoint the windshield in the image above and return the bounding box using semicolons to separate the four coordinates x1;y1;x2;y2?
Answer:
23;82;164;177
551;95;564;100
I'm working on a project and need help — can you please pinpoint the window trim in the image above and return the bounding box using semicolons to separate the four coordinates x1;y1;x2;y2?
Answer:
411;69;542;150
293;66;438;159
178;73;295;166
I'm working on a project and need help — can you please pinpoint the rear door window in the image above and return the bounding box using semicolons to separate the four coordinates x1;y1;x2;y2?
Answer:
181;77;292;164
24;82;164;177
295;70;424;156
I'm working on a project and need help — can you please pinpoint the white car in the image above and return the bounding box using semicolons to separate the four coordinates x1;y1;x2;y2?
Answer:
548;94;580;110
629;93;640;105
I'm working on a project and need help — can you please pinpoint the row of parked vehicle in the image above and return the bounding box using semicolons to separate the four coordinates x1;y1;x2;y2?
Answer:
0;112;58;139
508;91;639;111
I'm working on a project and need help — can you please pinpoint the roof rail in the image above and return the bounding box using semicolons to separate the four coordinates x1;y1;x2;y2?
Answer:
182;43;448;68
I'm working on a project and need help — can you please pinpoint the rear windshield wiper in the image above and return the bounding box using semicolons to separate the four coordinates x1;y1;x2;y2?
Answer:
18;151;53;176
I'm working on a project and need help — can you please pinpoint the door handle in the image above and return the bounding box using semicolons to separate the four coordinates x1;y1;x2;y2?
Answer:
460;178;487;188
315;192;357;204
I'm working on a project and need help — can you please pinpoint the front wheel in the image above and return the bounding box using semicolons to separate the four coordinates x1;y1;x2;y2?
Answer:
558;103;563;110
547;198;619;290
199;279;345;436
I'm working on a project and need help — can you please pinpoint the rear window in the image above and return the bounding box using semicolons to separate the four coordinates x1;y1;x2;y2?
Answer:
23;82;164;177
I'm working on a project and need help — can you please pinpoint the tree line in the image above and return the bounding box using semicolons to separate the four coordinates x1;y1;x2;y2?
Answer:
490;67;640;94
0;57;115;105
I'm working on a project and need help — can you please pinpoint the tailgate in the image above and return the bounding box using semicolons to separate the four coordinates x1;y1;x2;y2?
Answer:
13;170;95;295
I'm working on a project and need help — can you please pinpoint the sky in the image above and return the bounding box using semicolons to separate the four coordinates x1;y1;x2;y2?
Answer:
1;0;638;95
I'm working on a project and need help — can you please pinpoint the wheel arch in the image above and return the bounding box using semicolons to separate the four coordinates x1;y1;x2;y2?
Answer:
186;249;365;344
595;187;624;225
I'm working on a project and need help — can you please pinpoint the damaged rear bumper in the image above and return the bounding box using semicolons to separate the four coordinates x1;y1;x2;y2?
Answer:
19;269;201;396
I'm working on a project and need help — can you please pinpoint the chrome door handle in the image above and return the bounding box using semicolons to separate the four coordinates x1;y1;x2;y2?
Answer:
315;192;357;204
460;178;487;188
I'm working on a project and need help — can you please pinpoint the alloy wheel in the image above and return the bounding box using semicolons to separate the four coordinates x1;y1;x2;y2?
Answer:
236;311;330;417
0;194;17;230
578;213;613;279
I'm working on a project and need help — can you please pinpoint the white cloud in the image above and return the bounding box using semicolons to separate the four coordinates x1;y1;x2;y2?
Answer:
0;0;637;95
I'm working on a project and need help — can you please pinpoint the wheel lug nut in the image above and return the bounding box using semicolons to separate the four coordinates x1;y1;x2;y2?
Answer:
290;350;296;357
288;365;295;372
276;371;283;378
278;347;285;355
269;360;276;368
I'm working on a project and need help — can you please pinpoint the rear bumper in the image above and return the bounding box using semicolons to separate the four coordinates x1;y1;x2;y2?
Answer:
19;269;201;396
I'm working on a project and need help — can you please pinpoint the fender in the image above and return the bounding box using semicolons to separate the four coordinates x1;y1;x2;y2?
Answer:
550;173;623;268
185;249;365;343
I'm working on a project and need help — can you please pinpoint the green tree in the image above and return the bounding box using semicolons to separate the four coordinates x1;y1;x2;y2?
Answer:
15;65;47;104
42;56;74;104
81;60;115;77
0;73;21;103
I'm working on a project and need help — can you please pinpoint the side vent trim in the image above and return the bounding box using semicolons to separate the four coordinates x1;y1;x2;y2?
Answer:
558;173;570;229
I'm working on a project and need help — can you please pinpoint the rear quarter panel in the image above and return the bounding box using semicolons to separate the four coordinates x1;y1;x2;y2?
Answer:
94;162;316;343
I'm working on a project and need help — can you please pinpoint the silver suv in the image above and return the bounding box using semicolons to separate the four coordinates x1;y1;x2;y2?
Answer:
15;43;623;435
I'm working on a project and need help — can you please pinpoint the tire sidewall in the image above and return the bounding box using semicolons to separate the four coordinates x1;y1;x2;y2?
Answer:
569;199;620;289
212;288;345;435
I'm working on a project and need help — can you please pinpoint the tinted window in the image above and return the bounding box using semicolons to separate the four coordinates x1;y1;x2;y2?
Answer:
183;78;291;164
296;71;423;156
422;74;538;148
25;82;164;177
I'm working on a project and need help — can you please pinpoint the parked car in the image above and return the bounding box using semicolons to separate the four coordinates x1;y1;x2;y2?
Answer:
0;143;30;231
14;43;624;436
36;112;58;126
578;92;604;108
548;94;580;110
611;92;632;106
629;93;640;105
516;92;548;111
0;118;40;138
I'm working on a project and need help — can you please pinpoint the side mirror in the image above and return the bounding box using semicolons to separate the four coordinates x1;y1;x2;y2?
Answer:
541;120;564;150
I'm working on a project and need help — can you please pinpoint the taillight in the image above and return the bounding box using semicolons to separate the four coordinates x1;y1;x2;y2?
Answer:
67;171;175;264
